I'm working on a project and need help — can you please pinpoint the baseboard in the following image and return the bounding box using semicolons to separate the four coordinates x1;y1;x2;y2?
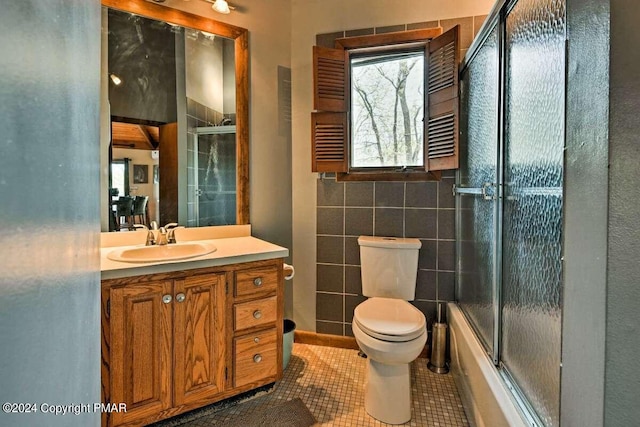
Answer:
293;330;430;358
294;330;360;350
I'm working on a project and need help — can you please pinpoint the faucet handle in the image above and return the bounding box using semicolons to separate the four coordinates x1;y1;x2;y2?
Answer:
167;228;177;244
133;224;149;231
145;230;156;246
164;222;178;230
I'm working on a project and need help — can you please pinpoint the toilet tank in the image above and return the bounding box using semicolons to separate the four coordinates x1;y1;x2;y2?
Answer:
358;236;422;300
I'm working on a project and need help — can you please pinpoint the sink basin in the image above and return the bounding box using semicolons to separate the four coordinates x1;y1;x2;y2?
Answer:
107;242;217;263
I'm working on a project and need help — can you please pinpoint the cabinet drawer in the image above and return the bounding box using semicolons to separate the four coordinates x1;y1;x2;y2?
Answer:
235;266;278;298
234;296;277;331
234;328;278;388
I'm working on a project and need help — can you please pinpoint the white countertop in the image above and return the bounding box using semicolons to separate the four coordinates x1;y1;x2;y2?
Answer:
101;226;289;280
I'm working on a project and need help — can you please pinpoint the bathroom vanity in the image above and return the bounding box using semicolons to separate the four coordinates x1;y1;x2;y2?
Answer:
100;226;288;427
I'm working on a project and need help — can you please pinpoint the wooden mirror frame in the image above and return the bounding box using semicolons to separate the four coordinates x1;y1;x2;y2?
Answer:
102;0;250;224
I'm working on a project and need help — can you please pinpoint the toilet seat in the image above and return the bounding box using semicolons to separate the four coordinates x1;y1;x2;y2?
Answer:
354;297;426;342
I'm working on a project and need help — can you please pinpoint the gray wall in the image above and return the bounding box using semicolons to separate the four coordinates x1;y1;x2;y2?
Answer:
316;177;456;336
562;0;610;425
0;1;101;426
606;0;640;424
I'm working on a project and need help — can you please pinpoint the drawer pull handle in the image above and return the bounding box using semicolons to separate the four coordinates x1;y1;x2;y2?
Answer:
254;277;263;287
253;354;263;363
162;294;172;304
253;310;262;319
254;337;260;343
175;293;185;303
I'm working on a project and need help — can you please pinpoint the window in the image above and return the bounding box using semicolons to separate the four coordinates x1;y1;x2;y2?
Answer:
351;49;425;168
311;26;460;180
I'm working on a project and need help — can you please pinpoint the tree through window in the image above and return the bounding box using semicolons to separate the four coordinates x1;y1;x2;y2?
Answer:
351;50;424;168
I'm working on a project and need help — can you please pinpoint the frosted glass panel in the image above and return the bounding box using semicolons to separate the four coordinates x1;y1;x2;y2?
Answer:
457;26;499;355
502;0;565;425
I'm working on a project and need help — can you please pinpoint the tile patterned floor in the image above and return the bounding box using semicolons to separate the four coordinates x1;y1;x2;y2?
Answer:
158;343;469;426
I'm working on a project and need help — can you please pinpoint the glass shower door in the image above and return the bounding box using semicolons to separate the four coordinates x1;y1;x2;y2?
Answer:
501;0;565;425
189;126;237;226
456;25;500;360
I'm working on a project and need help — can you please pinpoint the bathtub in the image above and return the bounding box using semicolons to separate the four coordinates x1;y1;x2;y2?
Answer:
447;303;528;427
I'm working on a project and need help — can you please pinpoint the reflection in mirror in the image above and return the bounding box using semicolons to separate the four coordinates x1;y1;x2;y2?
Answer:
100;0;249;231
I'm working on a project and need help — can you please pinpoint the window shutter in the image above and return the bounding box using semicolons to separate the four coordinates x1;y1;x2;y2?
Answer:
313;46;349;112
312;45;349;172
311;112;348;172
425;25;460;171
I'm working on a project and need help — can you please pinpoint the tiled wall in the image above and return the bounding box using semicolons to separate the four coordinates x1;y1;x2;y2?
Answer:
186;97;236;227
314;15;486;337
316;172;456;336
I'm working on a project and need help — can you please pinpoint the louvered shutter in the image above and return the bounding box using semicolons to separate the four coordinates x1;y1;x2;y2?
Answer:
426;25;460;171
312;46;349;172
312;112;348;173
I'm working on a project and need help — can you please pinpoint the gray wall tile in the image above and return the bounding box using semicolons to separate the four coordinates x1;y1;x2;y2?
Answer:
345;266;362;294
375;208;404;237
317;178;344;206
438;179;455;208
438;240;455;271
345;208;373;236
345;294;367;323
317;236;344;264
418;239;437;270
415;270;437;300
375;24;406;34
405;208;437;238
406;182;437;207
316;293;344;322
375;182;405;207
345;28;374;37
317;207;344;235
438;271;455;301
316;321;344;335
345;237;361;265
438;209;456;239
345;182;374;206
407;21;439;30
317;264;344;293
316;31;344;48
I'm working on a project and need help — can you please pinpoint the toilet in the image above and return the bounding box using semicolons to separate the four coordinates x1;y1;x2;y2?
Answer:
352;236;427;425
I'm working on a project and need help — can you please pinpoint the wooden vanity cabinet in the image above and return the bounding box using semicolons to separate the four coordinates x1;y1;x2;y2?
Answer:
101;259;284;427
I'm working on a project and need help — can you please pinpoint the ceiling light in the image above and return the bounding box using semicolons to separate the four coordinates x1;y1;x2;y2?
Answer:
212;0;230;14
109;73;122;86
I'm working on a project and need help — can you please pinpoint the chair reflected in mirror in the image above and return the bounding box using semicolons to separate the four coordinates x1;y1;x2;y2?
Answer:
115;196;134;231
132;195;149;226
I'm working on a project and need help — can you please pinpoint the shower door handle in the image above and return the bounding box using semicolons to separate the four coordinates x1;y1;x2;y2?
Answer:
453;183;497;201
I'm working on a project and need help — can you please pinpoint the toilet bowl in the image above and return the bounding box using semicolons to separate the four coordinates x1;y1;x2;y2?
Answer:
353;297;427;424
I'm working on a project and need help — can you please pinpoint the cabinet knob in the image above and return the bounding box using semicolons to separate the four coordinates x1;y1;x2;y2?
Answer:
253;310;262;319
175;293;186;303
253;354;262;363
254;337;260;343
253;277;263;287
162;294;172;304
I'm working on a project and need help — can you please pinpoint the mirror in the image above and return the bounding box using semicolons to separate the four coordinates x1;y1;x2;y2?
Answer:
100;0;249;231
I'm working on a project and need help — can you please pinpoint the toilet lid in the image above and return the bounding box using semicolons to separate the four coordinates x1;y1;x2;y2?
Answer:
354;297;426;342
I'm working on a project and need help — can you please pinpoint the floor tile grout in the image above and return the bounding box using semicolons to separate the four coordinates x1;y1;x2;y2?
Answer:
154;343;469;427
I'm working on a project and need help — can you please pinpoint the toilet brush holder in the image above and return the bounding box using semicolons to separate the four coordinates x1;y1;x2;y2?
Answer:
428;304;449;374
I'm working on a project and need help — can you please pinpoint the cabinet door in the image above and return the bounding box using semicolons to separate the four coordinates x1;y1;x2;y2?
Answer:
173;273;226;406
109;281;173;426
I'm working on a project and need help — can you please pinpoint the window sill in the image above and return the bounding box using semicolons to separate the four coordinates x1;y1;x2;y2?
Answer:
336;170;442;182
